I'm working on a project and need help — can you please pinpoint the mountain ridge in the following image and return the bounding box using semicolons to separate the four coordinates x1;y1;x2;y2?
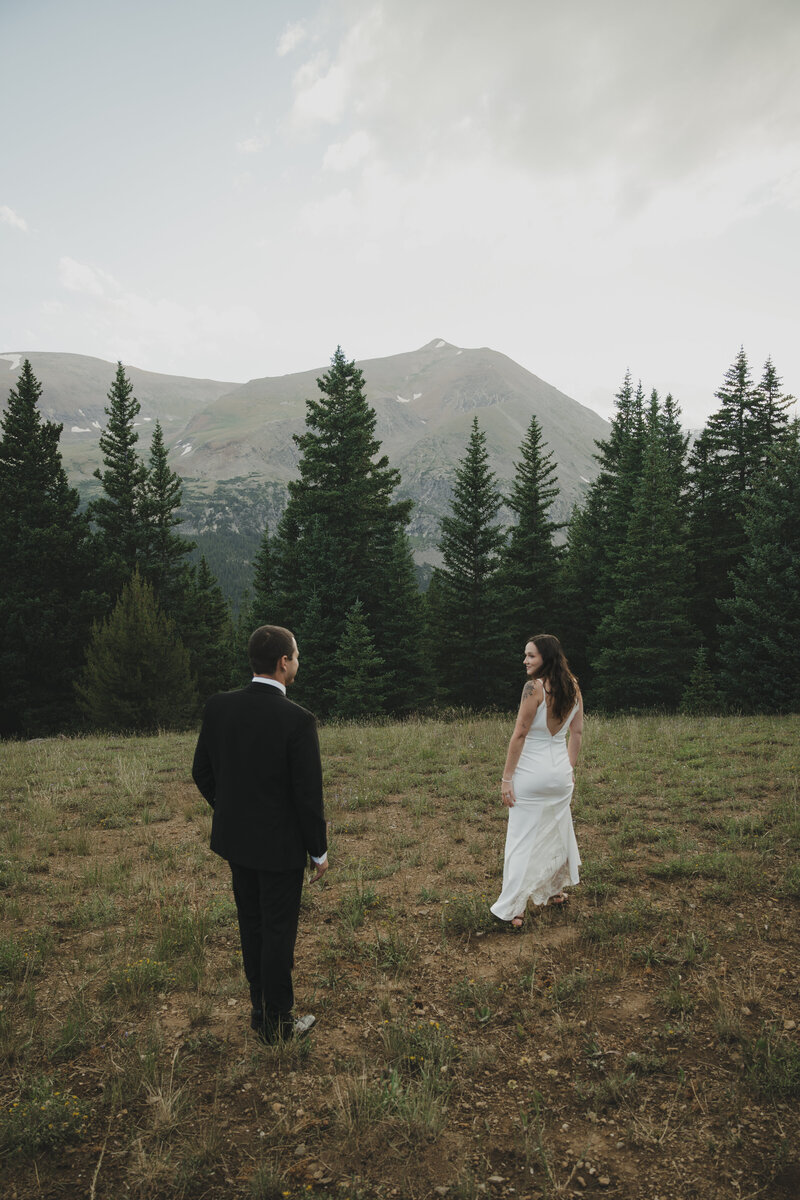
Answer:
1;340;610;589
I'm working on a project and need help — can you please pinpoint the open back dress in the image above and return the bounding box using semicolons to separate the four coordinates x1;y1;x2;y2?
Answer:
490;690;581;921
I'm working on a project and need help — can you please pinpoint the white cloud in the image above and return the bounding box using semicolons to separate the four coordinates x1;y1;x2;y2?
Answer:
94;291;262;378
623;144;798;249
59;257;118;297
770;161;800;211
286;0;800;208
4;0;800;431
323;129;372;171
280;0;800;418
1;205;28;232
292;56;349;126
277;20;308;56
297;159;612;266
113;292;260;348
288;6;383;131
298;186;357;235
46;257;261;378
236;134;269;154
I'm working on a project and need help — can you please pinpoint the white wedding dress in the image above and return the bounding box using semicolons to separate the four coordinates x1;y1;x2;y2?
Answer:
490;692;581;921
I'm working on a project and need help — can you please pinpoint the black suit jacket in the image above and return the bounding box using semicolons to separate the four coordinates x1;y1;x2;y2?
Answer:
191;682;327;871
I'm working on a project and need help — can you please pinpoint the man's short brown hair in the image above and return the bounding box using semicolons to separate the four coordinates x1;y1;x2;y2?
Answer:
248;625;296;675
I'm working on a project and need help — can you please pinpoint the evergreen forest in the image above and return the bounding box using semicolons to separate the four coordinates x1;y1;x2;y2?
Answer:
1;346;797;737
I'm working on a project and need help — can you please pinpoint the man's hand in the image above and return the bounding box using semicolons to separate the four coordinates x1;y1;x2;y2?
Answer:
309;859;329;883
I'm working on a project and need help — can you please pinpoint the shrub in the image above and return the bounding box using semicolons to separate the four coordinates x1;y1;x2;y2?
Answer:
0;1079;91;1154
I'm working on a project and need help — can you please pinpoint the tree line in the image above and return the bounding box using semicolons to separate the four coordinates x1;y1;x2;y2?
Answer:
0;362;230;736
0;346;797;737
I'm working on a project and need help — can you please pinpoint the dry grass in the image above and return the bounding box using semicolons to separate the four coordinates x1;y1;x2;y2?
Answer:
0;714;798;1198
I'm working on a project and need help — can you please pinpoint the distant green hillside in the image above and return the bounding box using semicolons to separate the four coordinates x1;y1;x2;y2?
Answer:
6;341;610;604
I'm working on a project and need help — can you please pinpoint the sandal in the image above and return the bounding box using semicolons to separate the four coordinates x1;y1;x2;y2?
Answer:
510;914;525;929
549;892;568;906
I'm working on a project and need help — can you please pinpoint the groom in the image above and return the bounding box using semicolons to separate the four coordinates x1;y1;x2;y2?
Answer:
192;625;328;1042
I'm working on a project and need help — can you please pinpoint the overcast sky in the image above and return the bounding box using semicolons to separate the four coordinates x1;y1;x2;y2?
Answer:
2;0;798;426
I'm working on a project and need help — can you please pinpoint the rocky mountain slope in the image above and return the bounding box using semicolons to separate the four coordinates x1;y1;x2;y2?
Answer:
0;351;236;480
1;340;610;587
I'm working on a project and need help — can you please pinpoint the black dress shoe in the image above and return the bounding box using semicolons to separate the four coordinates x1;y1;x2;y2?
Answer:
253;1013;316;1043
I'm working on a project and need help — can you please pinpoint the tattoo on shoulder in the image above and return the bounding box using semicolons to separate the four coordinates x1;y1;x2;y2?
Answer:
522;681;535;699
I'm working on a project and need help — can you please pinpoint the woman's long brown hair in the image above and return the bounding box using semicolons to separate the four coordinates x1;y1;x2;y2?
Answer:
528;634;579;722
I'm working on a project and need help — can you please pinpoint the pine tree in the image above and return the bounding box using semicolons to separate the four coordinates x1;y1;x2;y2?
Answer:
592;391;697;710
430;417;506;708
89;363;148;601
230;595;255;688
181;556;233;703
685;426;721;651
592;373;647;607
752;357;794;465
703;349;793;493
497;416;563;654
688;349;796;657
419;569;450;707
270;347;415;713
365;525;428;713
332;599;387;719
679;646;724;715
692;348;756;626
285;346;411;559
660;392;690;488
289;585;332;711
140;420;195;615
717;429;800;712
233;524;277;689
76;569;198;731
558;372;647;697
248;523;275;628
557;499;604;689
0;360;99;735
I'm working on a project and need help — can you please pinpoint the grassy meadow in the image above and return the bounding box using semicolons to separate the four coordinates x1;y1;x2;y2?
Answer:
0;713;798;1199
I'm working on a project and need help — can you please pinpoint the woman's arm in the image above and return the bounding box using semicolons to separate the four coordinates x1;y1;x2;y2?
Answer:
500;680;541;807
567;691;584;770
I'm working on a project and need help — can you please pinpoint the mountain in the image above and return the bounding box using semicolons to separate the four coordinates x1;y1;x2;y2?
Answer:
1;340;610;594
168;339;609;552
0;351;236;479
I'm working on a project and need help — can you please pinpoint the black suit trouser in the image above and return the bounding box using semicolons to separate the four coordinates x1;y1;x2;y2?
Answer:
229;863;305;1023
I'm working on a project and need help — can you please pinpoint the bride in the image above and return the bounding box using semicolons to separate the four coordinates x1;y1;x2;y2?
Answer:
490;634;584;928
